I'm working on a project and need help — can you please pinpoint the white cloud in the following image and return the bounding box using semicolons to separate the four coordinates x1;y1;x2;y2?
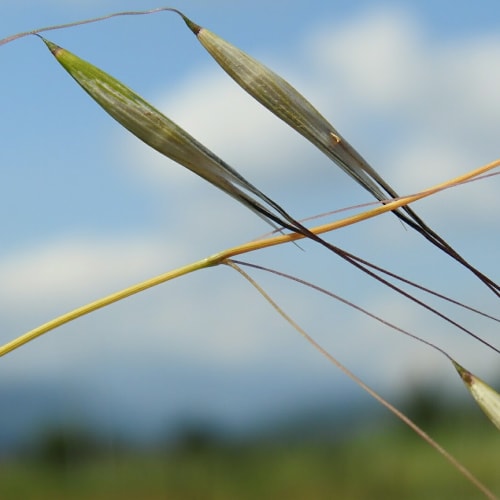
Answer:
308;8;426;111
0;235;179;315
431;36;500;131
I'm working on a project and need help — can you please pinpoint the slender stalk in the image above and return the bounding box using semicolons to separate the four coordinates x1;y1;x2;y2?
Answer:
0;159;497;357
0;258;212;357
218;158;500;258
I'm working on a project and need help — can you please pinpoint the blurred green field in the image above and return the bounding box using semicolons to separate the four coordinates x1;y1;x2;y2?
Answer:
0;421;498;500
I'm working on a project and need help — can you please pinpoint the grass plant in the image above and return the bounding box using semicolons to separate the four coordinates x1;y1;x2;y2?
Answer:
1;6;499;498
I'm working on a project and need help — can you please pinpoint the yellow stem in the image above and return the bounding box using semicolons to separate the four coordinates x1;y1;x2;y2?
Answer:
0;258;212;357
1;158;498;357
216;158;500;259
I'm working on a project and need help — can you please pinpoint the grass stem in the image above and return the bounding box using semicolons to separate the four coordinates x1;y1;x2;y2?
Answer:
0;158;498;357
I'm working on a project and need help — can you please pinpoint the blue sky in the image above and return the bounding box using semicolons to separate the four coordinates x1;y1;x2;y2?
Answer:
1;1;499;442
